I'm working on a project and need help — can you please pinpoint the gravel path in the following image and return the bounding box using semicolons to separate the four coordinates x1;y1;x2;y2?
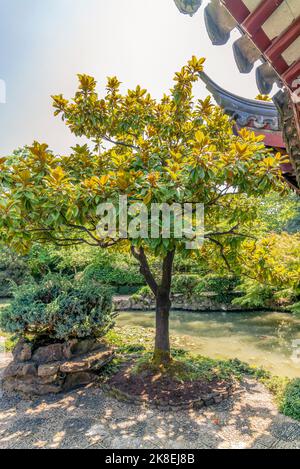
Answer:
0;354;299;449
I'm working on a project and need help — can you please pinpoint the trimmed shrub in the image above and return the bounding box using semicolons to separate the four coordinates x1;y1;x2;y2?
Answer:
0;248;29;298
290;301;300;315
0;274;114;342
83;260;144;292
172;274;202;296
233;278;275;309
280;379;300;421
194;274;239;304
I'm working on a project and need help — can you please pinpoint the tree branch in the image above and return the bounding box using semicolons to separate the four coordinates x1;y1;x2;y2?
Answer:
103;136;139;151
204;225;256;240
207;237;232;272
131;246;158;295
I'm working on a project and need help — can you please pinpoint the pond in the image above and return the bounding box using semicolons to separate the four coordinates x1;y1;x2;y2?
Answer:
117;310;300;378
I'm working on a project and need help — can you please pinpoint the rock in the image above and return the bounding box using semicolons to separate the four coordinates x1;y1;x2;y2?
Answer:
88;350;115;370
205;398;215;406
62;339;78;359
63;372;96;391
194;400;204;409
63;338;103;358
60;359;89;374
2;377;62;395
13;339;32;362
60;349;114;373
3;338;114;397
3;363;37;379
113;296;132;311
38;364;60;378
214;396;223;404
32;343;64;364
38;374;59;385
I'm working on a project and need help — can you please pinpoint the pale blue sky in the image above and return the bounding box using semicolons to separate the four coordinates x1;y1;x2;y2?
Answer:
0;0;263;156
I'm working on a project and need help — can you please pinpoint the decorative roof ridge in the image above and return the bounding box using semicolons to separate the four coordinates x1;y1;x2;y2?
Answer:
199;71;276;112
199;71;280;131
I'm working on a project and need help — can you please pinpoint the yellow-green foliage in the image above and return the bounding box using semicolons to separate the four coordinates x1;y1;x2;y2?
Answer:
0;57;285;259
239;233;300;288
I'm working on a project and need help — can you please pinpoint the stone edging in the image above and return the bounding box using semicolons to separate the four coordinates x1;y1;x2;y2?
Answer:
102;382;235;411
2;338;115;396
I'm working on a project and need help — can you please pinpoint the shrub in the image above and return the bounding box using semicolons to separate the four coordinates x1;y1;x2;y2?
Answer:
290;301;300;315
0;247;29;297
194;274;239;304
131;285;154;301
137;286;153;297
172;274;201;295
173;254;208;275
233;278;275;309
280;379;300;421
83;258;144;292
0;274;114;342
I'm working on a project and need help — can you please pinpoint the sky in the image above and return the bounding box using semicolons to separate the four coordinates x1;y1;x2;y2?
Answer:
0;0;264;156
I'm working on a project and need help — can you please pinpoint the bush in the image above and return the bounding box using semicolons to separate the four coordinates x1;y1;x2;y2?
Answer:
0;274;114;342
0;247;29;297
131;285;154;301
83;257;144;292
172;274;201;295
290;301;300;315
173;254;208;275
280;379;300;420
233;278;275;309
137;286;153;297
194;274;239;304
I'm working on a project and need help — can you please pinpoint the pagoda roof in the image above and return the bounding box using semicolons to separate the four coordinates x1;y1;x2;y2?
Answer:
199;72;281;134
199;72;299;192
175;1;300;96
174;0;300;192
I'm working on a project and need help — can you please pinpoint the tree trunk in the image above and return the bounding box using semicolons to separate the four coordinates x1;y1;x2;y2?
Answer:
153;287;172;365
131;246;175;366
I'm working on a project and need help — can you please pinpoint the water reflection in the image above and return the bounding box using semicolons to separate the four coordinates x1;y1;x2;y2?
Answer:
117;310;300;378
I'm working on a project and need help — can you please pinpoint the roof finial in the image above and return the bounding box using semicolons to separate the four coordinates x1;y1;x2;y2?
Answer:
174;0;202;17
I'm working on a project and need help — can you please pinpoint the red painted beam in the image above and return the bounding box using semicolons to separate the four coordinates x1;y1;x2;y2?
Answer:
282;60;300;87
222;0;299;93
252;130;285;148
222;0;249;23
265;17;300;62
242;0;284;36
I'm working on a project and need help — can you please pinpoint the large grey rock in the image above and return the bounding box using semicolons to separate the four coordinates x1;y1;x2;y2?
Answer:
2;379;62;395
2;338;114;397
63;372;97;391
13;339;32;362
63;338;104;359
32;343;64;364
3;363;37;379
60;349;114;373
38;363;60;378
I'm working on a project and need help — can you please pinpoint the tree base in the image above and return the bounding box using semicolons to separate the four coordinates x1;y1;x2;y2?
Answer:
106;359;235;410
152;349;172;366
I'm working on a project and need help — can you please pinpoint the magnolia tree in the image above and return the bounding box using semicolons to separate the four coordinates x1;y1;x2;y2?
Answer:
0;57;287;364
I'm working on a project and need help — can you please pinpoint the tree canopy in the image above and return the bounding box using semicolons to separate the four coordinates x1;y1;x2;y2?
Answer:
0;57;288;363
0;57;287;257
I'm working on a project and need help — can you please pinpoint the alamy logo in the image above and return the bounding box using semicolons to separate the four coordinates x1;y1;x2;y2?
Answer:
0;79;6;104
96;196;204;249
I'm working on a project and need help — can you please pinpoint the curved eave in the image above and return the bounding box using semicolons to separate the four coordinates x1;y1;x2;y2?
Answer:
199;71;279;130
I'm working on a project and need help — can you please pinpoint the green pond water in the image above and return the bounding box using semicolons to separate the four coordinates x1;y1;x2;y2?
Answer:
117;310;300;378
